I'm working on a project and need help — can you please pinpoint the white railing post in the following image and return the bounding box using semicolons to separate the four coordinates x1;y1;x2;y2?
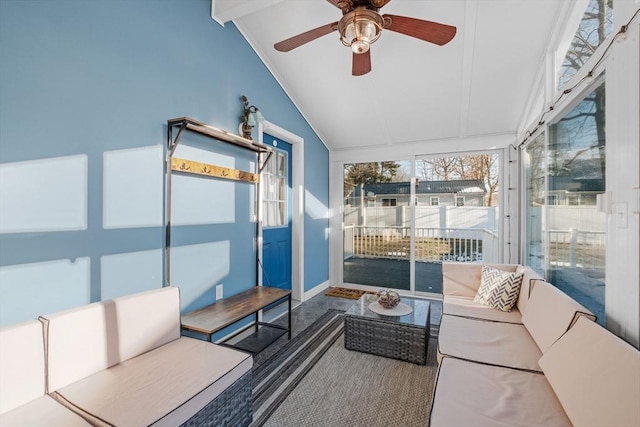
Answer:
343;225;354;260
569;227;578;268
362;205;367;227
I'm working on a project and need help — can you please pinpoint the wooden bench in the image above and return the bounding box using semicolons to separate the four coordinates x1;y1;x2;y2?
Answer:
181;286;291;354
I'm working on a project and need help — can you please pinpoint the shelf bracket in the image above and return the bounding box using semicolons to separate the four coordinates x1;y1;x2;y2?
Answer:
259;150;273;174
168;122;187;158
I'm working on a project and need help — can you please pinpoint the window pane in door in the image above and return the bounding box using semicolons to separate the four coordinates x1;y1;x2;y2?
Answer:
262;148;288;228
278;177;285;201
548;83;606;322
278;152;286;176
278;202;285;226
524;133;546;276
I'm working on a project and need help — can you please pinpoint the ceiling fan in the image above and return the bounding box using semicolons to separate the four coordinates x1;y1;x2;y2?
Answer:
274;0;457;76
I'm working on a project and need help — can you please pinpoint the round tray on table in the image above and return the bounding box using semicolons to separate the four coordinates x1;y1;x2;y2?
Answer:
368;302;413;316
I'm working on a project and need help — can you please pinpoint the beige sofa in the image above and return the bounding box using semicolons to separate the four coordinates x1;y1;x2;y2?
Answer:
430;262;640;427
0;287;253;427
0;319;91;426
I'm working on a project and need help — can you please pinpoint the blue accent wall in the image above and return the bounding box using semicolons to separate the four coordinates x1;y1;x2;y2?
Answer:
0;0;329;326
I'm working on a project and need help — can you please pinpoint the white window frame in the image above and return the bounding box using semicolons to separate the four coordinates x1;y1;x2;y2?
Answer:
262;148;288;229
382;198;397;207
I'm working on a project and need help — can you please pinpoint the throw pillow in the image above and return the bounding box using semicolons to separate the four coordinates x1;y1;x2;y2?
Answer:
473;266;524;312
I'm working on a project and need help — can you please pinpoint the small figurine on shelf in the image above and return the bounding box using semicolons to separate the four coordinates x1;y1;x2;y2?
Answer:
376;289;400;309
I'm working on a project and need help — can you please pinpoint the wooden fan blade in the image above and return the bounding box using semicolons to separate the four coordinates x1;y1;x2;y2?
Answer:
274;22;338;52
352;50;371;76
383;14;456;46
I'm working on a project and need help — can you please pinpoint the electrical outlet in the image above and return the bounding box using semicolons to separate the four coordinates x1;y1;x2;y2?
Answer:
216;284;223;300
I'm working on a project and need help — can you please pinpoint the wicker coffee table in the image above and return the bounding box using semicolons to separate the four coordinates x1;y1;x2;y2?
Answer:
344;293;430;365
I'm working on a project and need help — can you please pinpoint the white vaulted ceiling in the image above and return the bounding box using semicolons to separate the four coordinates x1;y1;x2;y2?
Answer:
213;0;567;152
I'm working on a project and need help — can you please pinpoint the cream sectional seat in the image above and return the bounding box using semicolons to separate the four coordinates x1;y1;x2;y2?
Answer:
50;336;250;427
439;277;595;371
39;286;253;427
431;262;640;426
441;294;524;323
0;286;253;427
438;314;543;372
0;320;91;426
431;357;572;426
431;317;640;427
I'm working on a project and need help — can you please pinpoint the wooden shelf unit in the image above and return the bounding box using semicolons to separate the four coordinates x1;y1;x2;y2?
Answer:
163;117;275;327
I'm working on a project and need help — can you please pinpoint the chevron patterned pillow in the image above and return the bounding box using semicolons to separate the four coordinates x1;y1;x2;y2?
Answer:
473;266;524;312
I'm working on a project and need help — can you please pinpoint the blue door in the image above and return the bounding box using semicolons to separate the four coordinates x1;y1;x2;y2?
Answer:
261;135;292;290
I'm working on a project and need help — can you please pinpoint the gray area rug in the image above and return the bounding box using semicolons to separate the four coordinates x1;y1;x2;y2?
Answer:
251;309;439;427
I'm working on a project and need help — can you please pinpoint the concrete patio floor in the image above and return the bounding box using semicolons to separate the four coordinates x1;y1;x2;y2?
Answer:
343;257;443;294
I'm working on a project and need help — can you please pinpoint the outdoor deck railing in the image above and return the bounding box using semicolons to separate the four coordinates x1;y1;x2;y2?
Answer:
548;228;605;271
344;224;605;272
343;225;498;263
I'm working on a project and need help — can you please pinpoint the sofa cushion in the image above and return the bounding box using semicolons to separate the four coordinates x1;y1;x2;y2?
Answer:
442;262;518;298
521;281;595;353
51;337;252;427
0;395;91;427
0;319;45;414
515;265;544;314
473;266;524;312
443;295;523;324
539;317;640;427
41;286;181;392
430;357;571;427
108;286;181;362
438;314;542;371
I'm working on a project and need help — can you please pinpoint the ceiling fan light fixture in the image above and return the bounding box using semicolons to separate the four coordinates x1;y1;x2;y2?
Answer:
350;39;370;54
338;9;383;54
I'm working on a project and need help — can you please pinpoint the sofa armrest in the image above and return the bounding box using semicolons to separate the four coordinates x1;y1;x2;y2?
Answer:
514;265;544;315
522;281;594;353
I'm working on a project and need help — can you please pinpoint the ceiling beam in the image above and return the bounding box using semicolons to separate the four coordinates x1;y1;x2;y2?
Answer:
211;0;284;26
457;0;478;139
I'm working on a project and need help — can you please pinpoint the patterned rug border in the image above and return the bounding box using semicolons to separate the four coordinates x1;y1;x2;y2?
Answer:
251;309;439;426
251;309;345;426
